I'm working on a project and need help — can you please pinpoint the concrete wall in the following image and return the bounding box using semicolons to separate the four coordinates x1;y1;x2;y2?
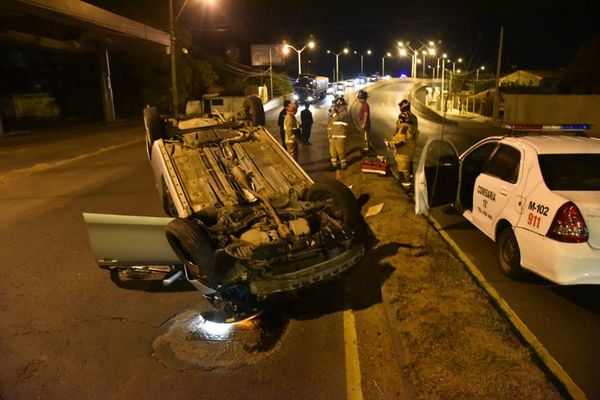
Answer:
503;95;600;136
12;93;62;119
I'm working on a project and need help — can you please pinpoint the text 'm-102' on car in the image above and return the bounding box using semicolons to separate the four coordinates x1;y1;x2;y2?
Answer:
84;97;365;317
415;124;600;285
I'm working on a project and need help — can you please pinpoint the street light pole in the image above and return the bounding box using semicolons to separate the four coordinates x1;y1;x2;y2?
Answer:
283;41;315;75
327;48;349;82
382;52;391;76
355;50;371;76
441;57;446;113
452;57;462;73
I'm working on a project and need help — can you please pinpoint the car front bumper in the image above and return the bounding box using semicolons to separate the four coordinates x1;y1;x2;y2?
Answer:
249;244;365;295
516;227;600;285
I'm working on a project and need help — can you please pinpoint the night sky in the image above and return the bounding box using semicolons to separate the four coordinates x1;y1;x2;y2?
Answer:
93;0;599;78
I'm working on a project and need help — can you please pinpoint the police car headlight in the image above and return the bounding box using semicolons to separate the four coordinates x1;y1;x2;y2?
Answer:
307;96;314;102
293;94;299;100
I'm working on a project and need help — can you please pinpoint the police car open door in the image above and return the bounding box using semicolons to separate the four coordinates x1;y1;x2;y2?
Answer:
415;139;459;214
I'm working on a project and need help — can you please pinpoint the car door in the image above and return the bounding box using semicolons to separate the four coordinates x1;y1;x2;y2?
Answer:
84;213;180;267
415;139;460;214
471;143;523;239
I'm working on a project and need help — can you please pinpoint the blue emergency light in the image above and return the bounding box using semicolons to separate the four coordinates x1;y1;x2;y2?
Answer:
505;124;590;131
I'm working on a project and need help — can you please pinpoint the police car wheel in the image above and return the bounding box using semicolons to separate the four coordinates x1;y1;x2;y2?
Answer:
498;228;524;279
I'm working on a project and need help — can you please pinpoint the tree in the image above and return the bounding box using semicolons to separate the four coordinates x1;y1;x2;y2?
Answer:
558;35;600;94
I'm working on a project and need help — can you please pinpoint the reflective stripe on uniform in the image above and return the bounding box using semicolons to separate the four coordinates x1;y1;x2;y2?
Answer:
333;122;349;126
331;135;346;138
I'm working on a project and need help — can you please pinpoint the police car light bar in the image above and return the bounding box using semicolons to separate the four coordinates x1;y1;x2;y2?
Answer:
504;124;591;131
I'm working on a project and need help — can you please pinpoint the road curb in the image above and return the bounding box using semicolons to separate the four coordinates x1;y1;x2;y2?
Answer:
426;213;587;400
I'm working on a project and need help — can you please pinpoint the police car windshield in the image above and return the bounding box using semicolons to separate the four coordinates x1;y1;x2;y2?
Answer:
538;154;600;191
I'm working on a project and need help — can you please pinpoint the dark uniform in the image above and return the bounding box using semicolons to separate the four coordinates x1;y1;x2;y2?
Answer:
300;105;313;144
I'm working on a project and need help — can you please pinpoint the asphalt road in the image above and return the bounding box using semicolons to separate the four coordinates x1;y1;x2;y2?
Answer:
365;80;600;399
0;88;407;400
1;80;596;399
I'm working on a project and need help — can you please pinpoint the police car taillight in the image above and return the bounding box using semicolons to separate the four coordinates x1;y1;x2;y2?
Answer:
546;202;589;243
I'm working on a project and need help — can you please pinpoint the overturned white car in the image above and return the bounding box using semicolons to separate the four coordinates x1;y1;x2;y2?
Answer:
85;100;364;313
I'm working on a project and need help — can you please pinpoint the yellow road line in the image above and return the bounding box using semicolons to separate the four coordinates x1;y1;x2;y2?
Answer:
343;310;363;400
428;214;587;400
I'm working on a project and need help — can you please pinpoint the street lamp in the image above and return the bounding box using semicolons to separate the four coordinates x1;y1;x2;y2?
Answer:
421;47;435;77
435;53;447;79
354;50;372;76
476;65;485;85
452;57;463;73
398;40;435;78
327;48;349;82
283;40;315;75
381;52;391;76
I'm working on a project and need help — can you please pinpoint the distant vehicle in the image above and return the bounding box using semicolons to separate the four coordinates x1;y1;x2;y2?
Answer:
84;99;365;317
326;83;335;94
334;83;345;99
293;74;329;103
355;77;367;84
415;124;600;285
368;74;380;82
344;80;355;87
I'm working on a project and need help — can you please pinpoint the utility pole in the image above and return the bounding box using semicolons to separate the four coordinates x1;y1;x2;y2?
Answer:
169;0;178;114
493;26;504;120
269;47;273;100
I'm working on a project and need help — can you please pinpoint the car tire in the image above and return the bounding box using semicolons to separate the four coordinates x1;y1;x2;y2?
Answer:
165;218;215;282
143;106;164;159
307;178;363;232
498;227;524;279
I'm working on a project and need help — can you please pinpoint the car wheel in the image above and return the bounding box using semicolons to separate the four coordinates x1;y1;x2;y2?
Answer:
165;218;215;283
307;178;362;231
498;227;524;279
143;106;164;159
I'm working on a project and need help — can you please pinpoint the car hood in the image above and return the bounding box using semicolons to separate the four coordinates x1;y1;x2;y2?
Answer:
554;191;600;249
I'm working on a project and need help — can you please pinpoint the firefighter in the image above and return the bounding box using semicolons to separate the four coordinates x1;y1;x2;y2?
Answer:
356;90;371;152
386;111;417;188
398;99;419;134
328;97;350;170
284;101;301;161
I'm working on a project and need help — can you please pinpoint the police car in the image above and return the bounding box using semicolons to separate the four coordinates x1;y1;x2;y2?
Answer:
415;124;600;285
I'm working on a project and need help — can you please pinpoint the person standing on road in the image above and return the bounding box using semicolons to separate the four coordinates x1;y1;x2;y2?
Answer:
284;102;301;161
328;97;350;170
277;100;291;147
300;104;313;145
356;90;371;153
386;110;417;189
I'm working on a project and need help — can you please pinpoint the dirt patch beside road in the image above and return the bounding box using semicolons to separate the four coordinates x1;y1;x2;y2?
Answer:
336;148;562;399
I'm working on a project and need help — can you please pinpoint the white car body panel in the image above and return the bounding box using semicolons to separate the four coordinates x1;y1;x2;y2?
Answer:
516;227;600;284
